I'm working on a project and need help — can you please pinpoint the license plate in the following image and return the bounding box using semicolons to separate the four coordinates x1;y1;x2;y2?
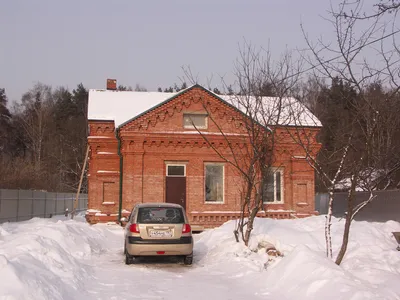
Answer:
149;230;173;238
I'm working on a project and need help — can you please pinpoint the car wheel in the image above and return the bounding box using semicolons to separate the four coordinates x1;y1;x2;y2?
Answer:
125;252;134;265
183;253;193;265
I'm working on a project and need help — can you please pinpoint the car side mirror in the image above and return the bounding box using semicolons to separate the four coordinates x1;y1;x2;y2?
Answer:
120;217;128;223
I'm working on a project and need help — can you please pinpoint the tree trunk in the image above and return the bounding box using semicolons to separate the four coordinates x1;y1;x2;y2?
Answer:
237;179;254;244
325;187;334;258
243;207;259;246
335;185;355;265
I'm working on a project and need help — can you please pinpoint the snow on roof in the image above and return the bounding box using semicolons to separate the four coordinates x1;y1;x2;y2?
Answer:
88;89;179;128
88;85;321;128
219;95;322;127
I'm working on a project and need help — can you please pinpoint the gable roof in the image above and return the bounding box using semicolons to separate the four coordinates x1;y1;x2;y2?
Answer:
88;84;321;129
88;89;179;128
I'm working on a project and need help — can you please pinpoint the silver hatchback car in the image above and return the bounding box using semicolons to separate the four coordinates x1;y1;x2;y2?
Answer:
122;203;193;265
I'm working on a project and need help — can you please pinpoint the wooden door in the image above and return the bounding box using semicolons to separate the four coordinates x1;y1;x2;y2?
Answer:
166;177;186;208
165;164;186;209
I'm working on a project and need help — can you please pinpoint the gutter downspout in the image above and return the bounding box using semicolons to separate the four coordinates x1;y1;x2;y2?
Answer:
116;128;123;225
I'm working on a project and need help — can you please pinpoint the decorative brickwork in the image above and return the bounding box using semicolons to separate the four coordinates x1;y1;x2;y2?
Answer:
87;86;321;227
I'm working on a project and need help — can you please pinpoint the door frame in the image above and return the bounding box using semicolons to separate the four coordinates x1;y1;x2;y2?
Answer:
165;163;187;177
165;162;187;208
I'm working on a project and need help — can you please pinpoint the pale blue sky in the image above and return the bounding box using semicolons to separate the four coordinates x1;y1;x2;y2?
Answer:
1;0;338;102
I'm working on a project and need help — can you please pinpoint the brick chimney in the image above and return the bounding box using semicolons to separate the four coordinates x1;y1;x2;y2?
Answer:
106;79;117;90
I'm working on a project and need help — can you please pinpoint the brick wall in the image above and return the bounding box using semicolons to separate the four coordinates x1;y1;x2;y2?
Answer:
86;87;320;226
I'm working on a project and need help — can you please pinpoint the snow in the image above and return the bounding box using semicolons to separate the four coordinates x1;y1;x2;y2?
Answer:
264;209;295;212
292;155;306;159
0;215;399;299
94;213;107;216
85;209;100;213
335;169;387;191
88;89;179;128
192;210;294;213
150;130;247;136
219;94;322;127
87;136;113;139
192;211;243;213
88;86;321;129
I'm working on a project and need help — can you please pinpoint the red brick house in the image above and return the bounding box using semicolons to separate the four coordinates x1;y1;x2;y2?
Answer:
86;83;321;229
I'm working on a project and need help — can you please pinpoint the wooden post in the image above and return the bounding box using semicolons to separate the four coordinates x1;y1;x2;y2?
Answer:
71;145;90;219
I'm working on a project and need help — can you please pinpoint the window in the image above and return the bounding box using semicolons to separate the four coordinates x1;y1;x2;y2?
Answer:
129;207;138;222
205;164;224;202
183;113;208;129
166;164;186;177
262;169;283;203
137;207;184;224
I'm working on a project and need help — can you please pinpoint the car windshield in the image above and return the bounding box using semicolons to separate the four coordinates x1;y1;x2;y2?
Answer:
137;207;184;224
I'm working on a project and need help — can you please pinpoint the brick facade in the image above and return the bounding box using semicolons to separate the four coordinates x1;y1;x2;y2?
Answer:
86;86;321;227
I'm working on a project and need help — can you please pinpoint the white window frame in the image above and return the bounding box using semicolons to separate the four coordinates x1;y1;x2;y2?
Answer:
262;167;284;204
183;113;208;129
166;164;186;177
204;163;225;204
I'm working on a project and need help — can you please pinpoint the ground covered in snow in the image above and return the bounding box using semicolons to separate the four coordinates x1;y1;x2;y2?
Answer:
0;214;399;300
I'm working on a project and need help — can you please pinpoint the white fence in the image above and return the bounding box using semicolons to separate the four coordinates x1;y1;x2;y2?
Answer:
0;189;88;223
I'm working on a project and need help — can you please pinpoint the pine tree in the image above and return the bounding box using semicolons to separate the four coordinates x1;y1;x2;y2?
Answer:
227;85;235;95
118;85;133;91
71;83;89;192
134;84;147;92
72;83;88;120
213;87;221;95
0;88;12;156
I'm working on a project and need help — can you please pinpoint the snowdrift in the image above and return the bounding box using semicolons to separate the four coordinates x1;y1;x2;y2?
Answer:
0;215;119;300
195;217;400;299
0;215;399;299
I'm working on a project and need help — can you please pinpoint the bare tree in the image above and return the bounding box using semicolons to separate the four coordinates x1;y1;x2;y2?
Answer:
14;83;54;173
291;0;400;264
337;0;400;20
183;43;306;246
194;102;276;246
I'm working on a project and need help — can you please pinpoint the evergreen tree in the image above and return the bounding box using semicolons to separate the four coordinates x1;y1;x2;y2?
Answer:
180;82;187;90
213;87;221;95
134;84;147;92
227;85;235;95
118;85;133;91
0;88;12;156
54;87;74;127
71;83;89;191
72;83;88;120
314;77;359;179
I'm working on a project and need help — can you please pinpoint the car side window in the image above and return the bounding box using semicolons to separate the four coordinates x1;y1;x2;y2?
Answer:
130;208;137;223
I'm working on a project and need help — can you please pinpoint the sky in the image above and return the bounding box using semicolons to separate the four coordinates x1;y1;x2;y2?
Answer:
0;0;362;103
